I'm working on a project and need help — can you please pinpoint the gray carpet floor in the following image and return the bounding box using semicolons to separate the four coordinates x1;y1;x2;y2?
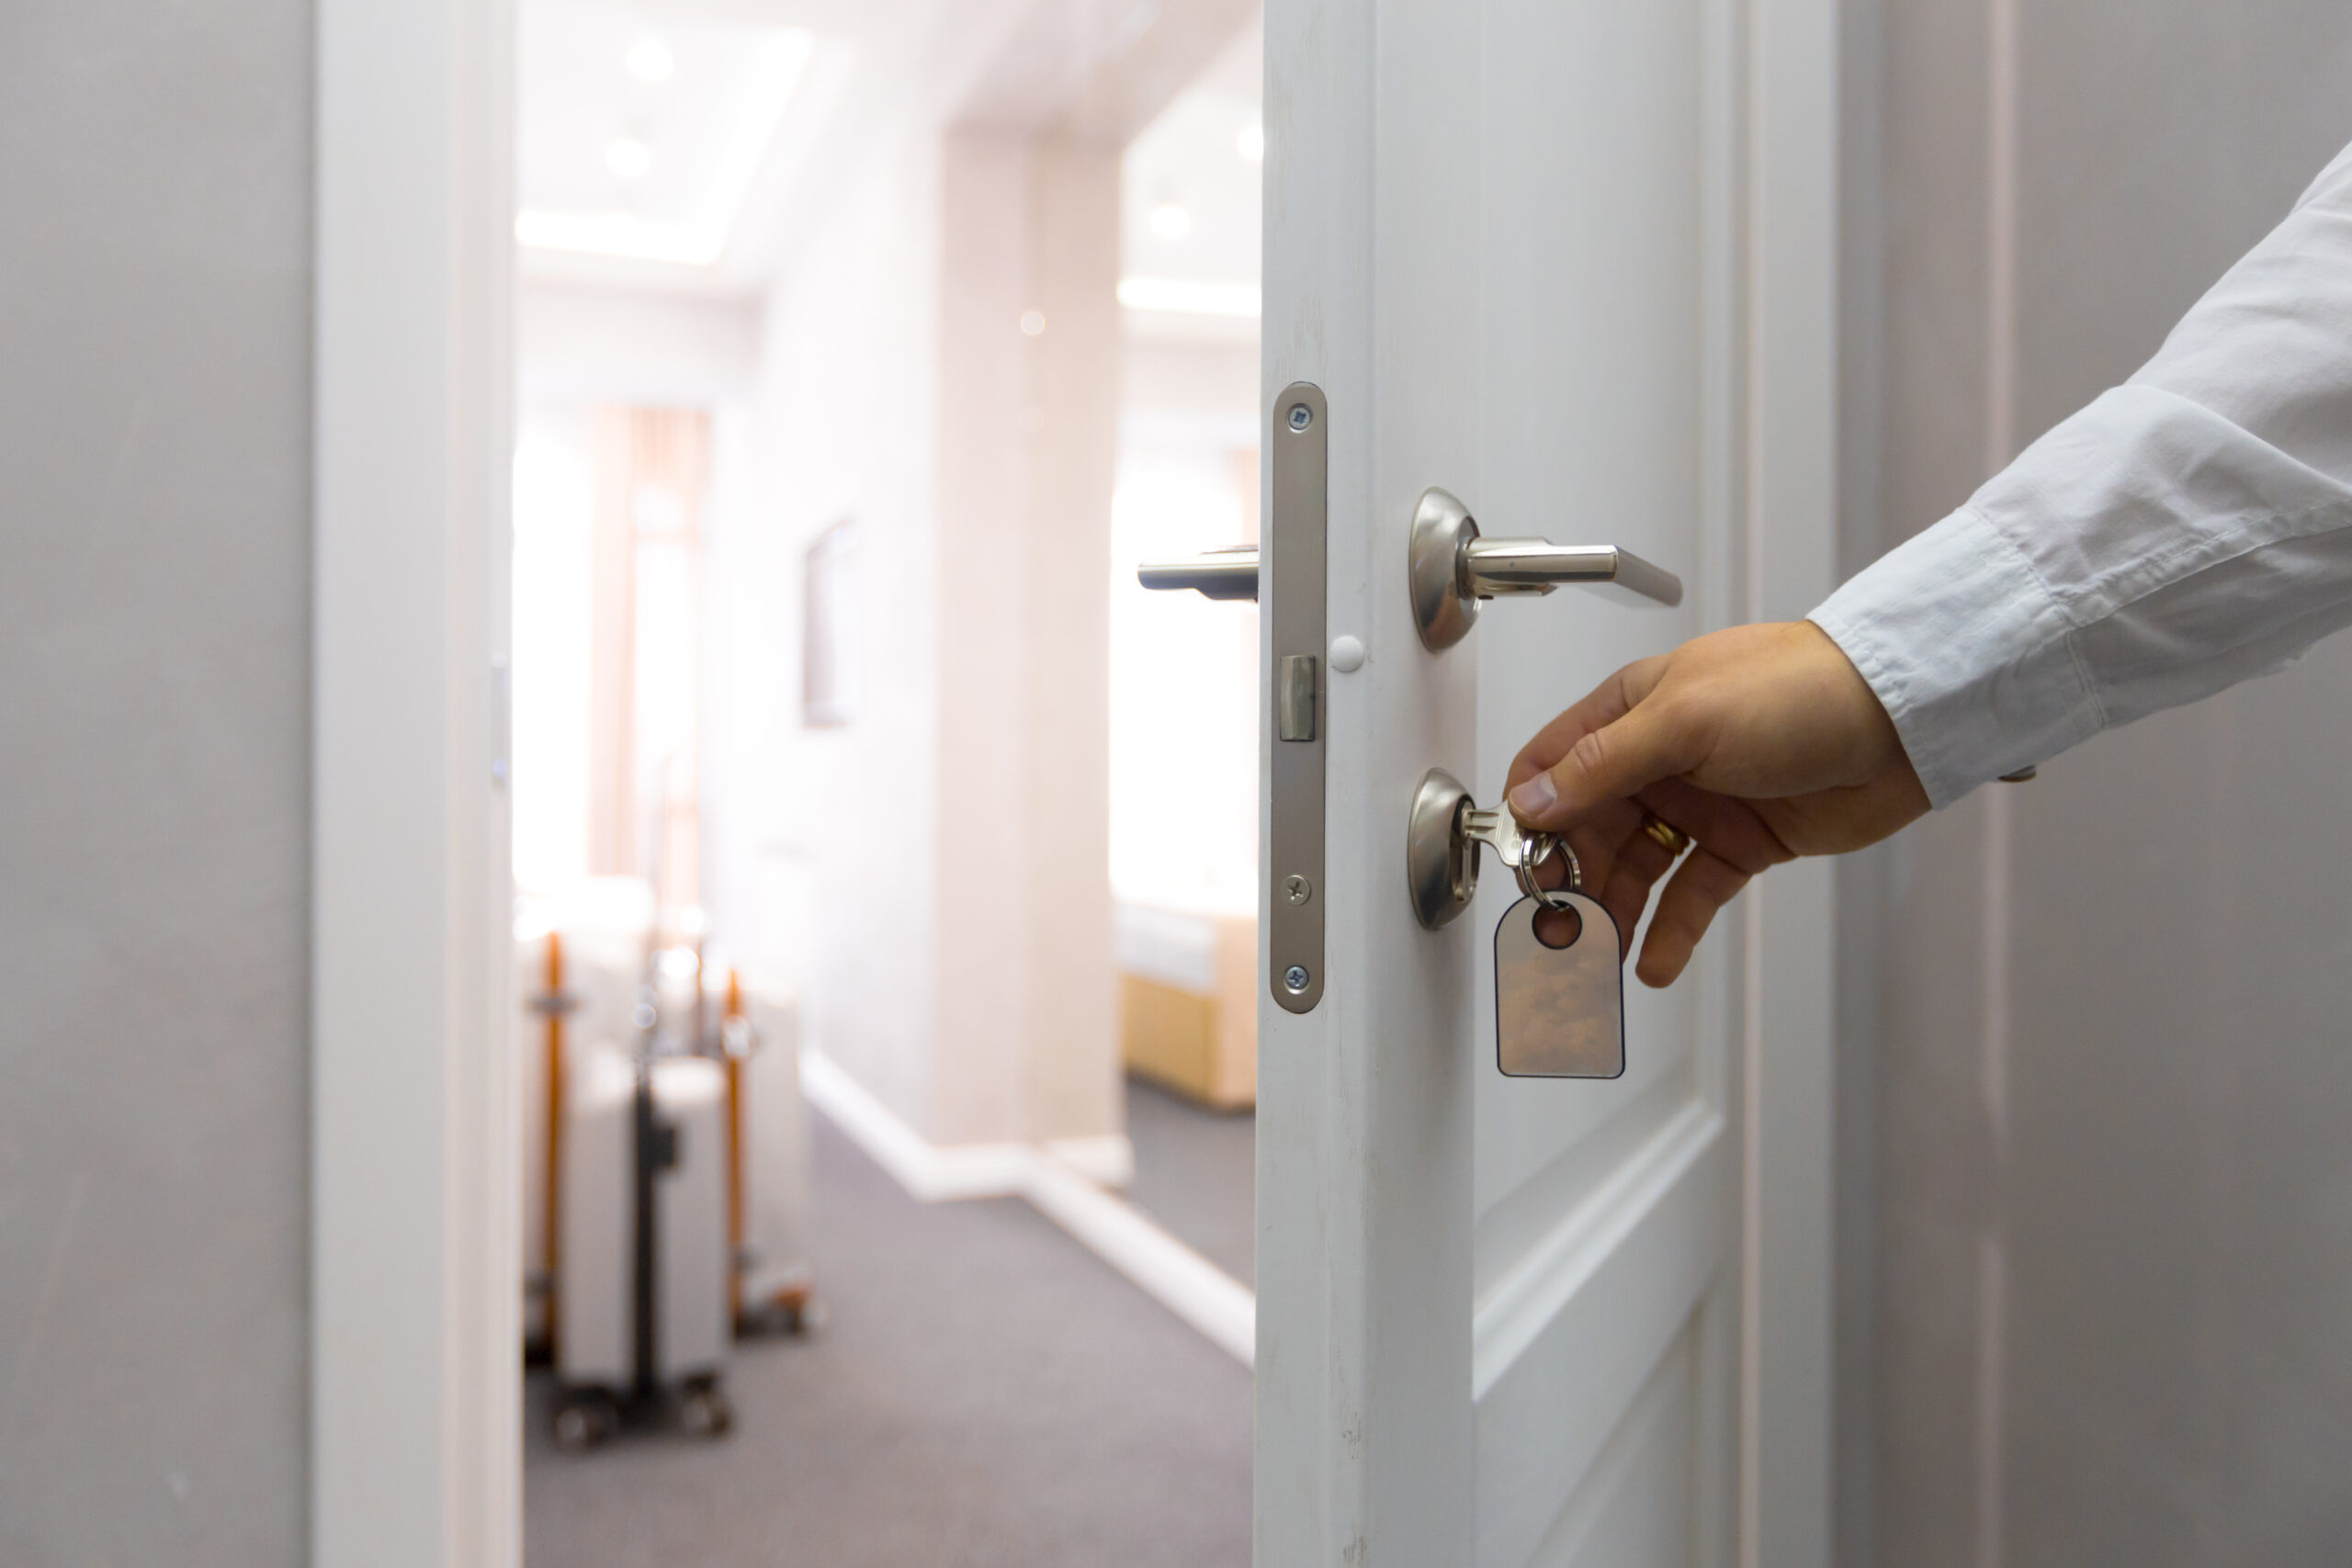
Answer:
524;1111;1251;1568
1119;1078;1256;1288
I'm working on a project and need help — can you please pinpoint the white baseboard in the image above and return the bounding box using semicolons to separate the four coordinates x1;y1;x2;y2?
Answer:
799;1048;1252;1367
1045;1133;1136;1188
798;1048;1037;1201
1022;1156;1255;1366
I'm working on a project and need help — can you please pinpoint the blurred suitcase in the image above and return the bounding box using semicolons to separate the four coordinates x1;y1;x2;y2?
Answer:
550;1038;732;1448
520;944;649;1353
517;882;654;1352
722;973;816;1330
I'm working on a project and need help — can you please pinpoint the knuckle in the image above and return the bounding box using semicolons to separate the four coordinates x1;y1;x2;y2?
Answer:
1693;855;1750;902
1566;728;1611;784
1708;833;1773;878
1645;694;1702;751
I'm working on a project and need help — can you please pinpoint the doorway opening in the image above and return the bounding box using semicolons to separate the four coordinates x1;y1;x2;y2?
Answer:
1106;25;1264;1288
503;4;1263;1562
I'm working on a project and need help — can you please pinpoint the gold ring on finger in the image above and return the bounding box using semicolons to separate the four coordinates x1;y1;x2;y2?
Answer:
1641;814;1692;857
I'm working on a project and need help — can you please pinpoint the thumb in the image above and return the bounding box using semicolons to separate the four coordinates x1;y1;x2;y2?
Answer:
1507;699;1707;829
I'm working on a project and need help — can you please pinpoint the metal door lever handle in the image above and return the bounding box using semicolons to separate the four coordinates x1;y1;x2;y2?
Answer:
1458;539;1683;604
1410;486;1681;650
1137;547;1260;601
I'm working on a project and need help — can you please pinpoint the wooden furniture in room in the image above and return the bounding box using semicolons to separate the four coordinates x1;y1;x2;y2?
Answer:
1117;908;1255;1110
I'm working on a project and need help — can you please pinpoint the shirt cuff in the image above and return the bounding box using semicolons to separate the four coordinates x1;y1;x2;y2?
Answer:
1807;507;2105;808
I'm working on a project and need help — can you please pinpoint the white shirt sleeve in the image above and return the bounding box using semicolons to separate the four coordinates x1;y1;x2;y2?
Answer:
1809;139;2352;808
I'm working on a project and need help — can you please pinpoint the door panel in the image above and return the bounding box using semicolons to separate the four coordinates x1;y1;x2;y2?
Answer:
1476;1112;1728;1564
1532;1329;1697;1568
1469;6;1728;1564
1477;0;1706;582
1257;0;1834;1561
1473;1058;1698;1304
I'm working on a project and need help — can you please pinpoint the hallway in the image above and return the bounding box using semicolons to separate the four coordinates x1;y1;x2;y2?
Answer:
524;1111;1251;1568
1123;1078;1255;1288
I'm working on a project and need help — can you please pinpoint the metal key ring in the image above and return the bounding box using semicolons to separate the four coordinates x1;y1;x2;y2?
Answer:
1515;831;1582;910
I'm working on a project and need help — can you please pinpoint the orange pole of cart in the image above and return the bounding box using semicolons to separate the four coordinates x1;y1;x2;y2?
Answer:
725;966;746;1325
543;931;566;1360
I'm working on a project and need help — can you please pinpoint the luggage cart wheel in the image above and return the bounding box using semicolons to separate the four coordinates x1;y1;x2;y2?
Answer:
678;1382;733;1439
552;1393;617;1451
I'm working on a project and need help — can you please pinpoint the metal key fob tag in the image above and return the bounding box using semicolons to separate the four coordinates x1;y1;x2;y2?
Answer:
1494;840;1625;1078
1405;771;1630;1077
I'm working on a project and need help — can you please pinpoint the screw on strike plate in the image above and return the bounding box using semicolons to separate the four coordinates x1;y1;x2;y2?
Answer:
1283;964;1311;993
1288;402;1314;432
1283;874;1313;905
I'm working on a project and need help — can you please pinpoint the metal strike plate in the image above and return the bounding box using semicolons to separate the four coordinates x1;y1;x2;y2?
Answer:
1270;383;1327;1012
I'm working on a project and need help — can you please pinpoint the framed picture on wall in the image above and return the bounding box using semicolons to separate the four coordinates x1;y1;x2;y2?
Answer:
803;519;861;728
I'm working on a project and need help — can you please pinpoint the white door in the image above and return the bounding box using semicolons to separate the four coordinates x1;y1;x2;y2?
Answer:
1254;2;1838;1564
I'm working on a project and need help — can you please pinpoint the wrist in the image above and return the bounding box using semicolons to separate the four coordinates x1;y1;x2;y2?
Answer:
1793;619;1908;781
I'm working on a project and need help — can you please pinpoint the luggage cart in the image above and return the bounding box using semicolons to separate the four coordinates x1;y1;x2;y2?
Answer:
550;985;733;1450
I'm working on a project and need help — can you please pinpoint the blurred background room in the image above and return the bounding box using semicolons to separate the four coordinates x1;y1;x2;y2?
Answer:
503;3;1262;1562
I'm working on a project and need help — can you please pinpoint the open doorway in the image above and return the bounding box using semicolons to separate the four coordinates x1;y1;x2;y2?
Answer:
1107;26;1264;1286
501;4;1262;1562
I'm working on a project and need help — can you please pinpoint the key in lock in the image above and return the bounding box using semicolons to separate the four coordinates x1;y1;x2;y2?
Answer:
1408;769;1627;1078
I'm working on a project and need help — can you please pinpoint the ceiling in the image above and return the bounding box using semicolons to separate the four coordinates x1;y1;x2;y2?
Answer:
517;3;815;266
1118;16;1261;341
517;0;1263;310
516;0;890;295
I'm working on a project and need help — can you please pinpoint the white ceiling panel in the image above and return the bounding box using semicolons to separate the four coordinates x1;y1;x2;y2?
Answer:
1120;15;1261;341
518;0;817;267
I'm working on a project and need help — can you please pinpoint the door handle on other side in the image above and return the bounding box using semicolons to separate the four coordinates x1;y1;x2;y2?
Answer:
1131;383;1330;1014
1137;547;1260;601
1408;486;1682;651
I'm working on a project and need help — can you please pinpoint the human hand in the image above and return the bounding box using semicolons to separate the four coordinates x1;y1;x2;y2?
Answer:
1505;620;1928;987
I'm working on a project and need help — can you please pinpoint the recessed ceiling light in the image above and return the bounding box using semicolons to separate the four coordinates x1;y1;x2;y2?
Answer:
1020;310;1046;336
605;136;651;179
1149;203;1193;240
1116;276;1261;319
515;209;721;267
1237;124;1265;162
627;37;674;83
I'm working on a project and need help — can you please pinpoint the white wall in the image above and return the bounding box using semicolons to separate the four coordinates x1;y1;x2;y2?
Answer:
709;102;1135;1154
932;130;1123;1148
1838;6;2352;1563
714;117;949;1130
688;1;1263;1168
0;0;310;1558
517;282;761;405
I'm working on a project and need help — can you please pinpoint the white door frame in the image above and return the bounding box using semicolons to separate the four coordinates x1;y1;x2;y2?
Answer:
1743;4;1839;1556
312;2;517;1564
